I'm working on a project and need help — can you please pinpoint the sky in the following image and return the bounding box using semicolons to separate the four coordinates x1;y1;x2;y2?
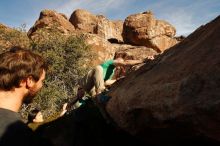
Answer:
0;0;220;36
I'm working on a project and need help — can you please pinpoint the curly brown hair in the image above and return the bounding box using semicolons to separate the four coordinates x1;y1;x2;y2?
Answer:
0;46;47;90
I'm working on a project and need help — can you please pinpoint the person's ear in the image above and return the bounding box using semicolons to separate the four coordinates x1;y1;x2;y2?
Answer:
19;79;26;88
26;76;35;89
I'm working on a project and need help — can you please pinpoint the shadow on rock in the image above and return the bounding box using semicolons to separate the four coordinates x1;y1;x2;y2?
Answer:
35;99;147;146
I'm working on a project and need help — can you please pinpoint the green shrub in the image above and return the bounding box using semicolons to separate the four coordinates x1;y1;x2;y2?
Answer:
0;24;30;52
0;24;95;120
28;28;95;119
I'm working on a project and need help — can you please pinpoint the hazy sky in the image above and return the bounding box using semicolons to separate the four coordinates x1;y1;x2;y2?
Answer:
0;0;219;36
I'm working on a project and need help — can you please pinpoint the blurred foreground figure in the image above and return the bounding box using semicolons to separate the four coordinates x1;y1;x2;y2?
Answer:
0;47;53;146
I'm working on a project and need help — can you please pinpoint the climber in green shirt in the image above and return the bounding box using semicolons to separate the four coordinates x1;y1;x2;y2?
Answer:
77;57;145;97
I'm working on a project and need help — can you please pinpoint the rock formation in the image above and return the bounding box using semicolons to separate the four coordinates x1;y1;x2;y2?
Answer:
26;9;178;65
28;10;75;39
106;16;220;145
123;11;178;52
69;9;123;42
27;9;124;64
1;7;219;146
69;9;97;34
113;44;157;60
83;33;116;65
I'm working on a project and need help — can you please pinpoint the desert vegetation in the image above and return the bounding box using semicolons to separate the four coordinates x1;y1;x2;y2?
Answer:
0;25;95;120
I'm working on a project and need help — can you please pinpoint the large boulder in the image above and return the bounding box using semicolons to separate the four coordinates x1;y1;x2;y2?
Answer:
28;10;75;40
106;16;220;145
69;9;123;42
123;11;178;52
69;9;97;33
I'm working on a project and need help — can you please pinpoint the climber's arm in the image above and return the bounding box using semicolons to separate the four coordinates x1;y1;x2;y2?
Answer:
113;58;144;66
104;79;117;86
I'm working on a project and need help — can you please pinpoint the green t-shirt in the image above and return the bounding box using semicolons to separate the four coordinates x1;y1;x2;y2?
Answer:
100;59;115;81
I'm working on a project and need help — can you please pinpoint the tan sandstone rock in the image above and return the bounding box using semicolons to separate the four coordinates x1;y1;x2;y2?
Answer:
83;33;116;66
28;9;75;39
123;11;178;52
69;9;123;42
